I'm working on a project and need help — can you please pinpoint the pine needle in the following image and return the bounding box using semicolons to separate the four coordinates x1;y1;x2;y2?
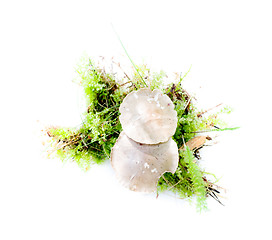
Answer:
190;127;240;134
111;23;147;87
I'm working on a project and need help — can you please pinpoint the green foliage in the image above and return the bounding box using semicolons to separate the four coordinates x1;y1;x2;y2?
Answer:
48;57;127;168
183;146;207;211
157;146;208;212
46;56;232;210
131;64;167;91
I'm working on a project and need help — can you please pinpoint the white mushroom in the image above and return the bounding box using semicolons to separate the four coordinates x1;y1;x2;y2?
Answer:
110;132;179;193
119;88;178;144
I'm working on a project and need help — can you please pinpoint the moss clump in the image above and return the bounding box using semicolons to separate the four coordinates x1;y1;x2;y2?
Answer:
45;56;234;211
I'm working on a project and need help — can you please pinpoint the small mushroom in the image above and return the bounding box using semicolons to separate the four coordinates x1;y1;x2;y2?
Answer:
111;131;179;193
119;88;178;144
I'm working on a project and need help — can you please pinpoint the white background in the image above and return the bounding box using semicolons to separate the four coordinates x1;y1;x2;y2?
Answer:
1;0;272;239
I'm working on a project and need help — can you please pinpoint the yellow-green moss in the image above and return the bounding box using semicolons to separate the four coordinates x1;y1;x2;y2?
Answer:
46;56;235;211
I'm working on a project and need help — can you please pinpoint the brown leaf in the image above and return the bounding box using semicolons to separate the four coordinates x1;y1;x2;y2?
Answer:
180;136;207;151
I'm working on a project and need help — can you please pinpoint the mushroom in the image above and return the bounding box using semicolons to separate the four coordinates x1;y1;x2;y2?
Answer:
111;131;179;193
119;88;178;144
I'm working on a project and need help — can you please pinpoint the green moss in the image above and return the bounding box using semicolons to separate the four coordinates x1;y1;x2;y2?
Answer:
45;56;234;210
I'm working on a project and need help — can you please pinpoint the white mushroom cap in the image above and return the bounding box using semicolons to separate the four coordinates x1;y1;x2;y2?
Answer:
110;132;179;193
119;88;178;144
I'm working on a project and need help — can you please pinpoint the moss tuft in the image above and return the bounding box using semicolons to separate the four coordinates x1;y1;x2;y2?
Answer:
45;56;235;210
